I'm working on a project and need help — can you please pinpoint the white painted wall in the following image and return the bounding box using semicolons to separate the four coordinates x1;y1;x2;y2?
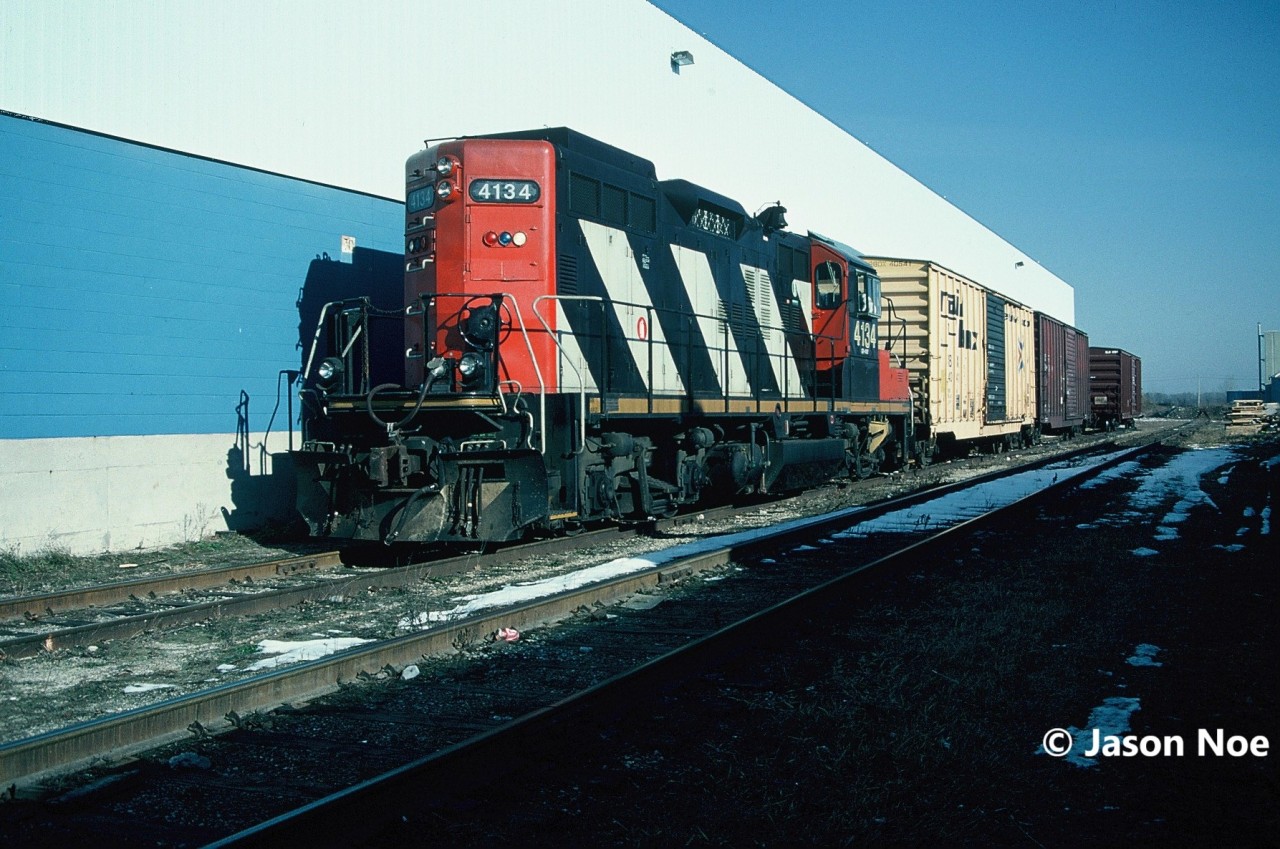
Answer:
0;433;295;555
0;0;1072;320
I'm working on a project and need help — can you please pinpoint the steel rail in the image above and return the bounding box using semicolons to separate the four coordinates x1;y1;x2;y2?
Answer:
0;441;1143;789
0;552;344;621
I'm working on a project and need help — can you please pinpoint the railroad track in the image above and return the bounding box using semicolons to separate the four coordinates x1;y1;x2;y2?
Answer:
205;441;1158;847
0;551;345;659
0;440;1148;808
0;423;1163;665
0;501;770;663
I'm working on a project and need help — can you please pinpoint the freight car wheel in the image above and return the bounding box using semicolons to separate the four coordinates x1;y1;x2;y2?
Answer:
915;441;934;468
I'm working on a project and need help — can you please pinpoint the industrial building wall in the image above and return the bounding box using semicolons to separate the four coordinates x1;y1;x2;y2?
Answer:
0;113;404;552
0;0;1072;320
1264;330;1280;386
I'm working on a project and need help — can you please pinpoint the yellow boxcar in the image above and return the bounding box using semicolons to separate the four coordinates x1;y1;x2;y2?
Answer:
865;257;1036;460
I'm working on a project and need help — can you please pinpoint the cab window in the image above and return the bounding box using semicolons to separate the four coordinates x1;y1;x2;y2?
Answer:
814;261;842;310
855;270;882;318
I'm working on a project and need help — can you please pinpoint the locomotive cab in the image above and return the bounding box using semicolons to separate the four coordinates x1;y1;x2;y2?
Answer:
809;234;888;399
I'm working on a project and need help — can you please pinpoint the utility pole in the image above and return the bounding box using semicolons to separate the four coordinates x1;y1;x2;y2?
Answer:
1260;322;1265;395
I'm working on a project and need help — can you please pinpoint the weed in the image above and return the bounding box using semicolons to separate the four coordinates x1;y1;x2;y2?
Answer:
181;504;214;543
0;538;88;596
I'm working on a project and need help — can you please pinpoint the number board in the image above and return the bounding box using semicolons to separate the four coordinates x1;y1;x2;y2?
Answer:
691;206;738;239
407;186;435;213
469;180;541;204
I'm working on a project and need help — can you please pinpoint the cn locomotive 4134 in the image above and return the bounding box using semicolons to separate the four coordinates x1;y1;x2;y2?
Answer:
294;128;915;545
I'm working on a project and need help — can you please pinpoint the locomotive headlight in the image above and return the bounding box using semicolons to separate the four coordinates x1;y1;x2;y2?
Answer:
316;356;344;387
436;181;454;200
458;352;484;377
435;157;456;176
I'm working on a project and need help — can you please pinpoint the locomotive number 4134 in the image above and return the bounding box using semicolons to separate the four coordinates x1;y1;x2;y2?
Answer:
469;179;541;203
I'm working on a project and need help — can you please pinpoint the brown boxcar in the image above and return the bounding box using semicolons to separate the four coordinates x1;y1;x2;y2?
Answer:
867;257;1036;460
1035;312;1090;436
1089;347;1142;429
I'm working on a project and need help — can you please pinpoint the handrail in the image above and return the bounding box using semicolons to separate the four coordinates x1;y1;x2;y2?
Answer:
532;294;603;457
301;300;340;381
495;293;546;452
582;294;848;405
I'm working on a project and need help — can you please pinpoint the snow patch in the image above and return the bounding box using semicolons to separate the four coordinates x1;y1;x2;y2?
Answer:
1077;460;1142;490
1126;644;1163;667
833;450;1133;539
1040;697;1142;768
122;683;177;694
1091;448;1238;543
245;637;374;671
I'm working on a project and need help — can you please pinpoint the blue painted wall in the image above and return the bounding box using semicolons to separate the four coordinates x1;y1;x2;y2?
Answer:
0;113;404;439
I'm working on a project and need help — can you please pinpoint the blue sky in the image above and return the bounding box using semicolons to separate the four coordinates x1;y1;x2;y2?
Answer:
652;0;1279;396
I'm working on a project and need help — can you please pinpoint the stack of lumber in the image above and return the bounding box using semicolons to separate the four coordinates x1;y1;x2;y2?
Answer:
1225;399;1266;435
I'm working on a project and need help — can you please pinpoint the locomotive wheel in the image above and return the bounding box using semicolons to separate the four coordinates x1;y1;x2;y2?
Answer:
846;447;866;480
848;447;882;480
866;447;884;477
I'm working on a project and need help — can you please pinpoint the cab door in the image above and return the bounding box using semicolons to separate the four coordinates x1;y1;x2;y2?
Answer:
810;243;849;382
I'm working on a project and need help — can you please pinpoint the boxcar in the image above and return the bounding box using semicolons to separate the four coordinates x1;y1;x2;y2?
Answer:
867;257;1036;458
1035;312;1089;436
1089;347;1142;429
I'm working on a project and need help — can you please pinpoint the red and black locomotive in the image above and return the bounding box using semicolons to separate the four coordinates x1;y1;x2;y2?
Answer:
294;128;913;545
